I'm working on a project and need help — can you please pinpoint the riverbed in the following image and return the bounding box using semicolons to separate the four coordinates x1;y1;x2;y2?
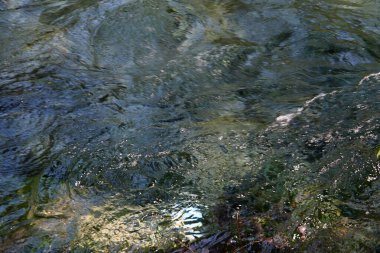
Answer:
0;0;379;252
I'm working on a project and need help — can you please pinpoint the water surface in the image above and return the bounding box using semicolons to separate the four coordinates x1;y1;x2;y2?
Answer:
0;0;379;252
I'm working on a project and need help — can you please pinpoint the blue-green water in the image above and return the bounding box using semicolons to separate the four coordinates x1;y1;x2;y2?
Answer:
0;0;379;252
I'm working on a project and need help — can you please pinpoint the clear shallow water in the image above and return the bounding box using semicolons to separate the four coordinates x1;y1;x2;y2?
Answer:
0;0;379;252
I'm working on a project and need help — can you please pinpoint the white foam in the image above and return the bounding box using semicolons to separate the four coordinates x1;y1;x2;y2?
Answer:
358;72;380;86
275;93;327;127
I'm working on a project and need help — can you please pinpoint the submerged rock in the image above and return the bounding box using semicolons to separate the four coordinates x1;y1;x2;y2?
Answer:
205;73;380;252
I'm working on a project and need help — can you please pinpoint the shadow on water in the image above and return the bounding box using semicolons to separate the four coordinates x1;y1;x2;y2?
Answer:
0;0;379;252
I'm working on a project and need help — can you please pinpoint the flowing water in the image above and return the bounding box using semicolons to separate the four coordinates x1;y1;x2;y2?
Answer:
0;0;379;252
